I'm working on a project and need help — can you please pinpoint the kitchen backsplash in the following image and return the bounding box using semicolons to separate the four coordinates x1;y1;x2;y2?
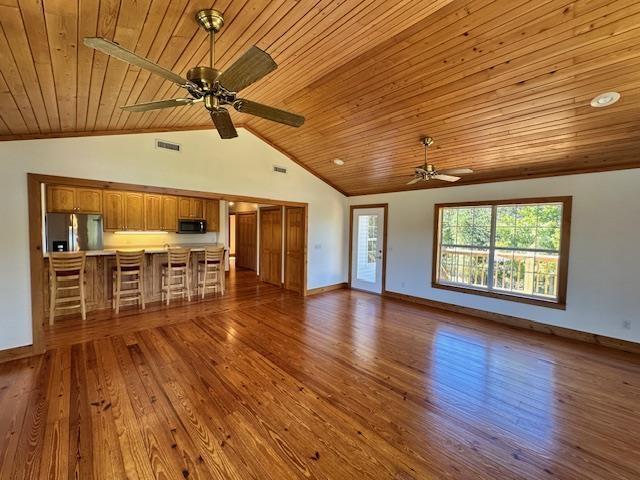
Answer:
104;231;218;248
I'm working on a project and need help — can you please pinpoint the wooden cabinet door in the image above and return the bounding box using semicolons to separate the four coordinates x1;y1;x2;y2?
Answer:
204;199;219;232
178;197;192;219
161;195;177;231
260;208;282;286
47;185;76;212
285;207;305;294
125;192;144;230
75;188;102;213
103;191;125;231
144;194;163;230
191;198;204;219
236;212;257;271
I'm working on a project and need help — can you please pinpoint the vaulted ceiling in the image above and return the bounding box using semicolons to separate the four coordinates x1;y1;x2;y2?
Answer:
1;0;639;195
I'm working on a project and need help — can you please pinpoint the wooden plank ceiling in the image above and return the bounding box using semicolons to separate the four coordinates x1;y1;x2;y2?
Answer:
1;0;639;195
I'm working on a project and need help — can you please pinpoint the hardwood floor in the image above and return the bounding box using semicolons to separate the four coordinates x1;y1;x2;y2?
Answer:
1;268;640;479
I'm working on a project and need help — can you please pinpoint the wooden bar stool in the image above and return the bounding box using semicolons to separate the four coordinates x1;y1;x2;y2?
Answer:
48;252;87;324
198;246;226;299
162;248;191;305
112;250;145;314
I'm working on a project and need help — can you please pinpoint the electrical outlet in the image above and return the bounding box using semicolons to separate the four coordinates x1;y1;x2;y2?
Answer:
623;320;631;330
314;243;322;250
401;281;405;288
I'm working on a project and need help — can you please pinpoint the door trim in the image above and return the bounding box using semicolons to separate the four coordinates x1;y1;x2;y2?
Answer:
348;204;388;294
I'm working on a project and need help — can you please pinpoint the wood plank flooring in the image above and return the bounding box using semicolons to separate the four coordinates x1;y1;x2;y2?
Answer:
1;267;640;479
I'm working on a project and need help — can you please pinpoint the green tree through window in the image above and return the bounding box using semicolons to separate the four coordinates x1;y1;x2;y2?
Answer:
437;200;566;302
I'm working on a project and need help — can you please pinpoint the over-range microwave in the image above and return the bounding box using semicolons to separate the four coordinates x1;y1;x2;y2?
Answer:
178;219;207;234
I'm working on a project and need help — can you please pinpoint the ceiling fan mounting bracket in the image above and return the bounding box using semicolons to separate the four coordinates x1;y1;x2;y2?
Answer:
196;9;224;33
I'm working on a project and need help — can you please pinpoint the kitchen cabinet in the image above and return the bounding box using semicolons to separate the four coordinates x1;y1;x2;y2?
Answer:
144;194;163;231
103;191;125;231
178;196;204;219
47;185;102;214
162;195;177;231
76;188;103;213
204;199;220;232
124;192;144;230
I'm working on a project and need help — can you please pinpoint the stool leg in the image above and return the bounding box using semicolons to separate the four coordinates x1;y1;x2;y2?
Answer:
166;269;171;306
186;268;192;302
140;270;146;310
200;265;205;300
80;272;87;321
115;269;121;314
49;275;57;326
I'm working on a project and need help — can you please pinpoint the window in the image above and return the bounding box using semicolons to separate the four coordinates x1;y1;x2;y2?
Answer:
433;197;571;308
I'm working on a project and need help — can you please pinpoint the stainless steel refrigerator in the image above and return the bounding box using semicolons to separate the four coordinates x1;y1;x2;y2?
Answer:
46;213;104;252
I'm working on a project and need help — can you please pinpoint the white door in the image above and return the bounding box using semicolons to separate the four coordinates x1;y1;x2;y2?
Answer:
351;207;385;293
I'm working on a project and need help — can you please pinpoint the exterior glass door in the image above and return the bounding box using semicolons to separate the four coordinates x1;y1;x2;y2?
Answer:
351;207;385;293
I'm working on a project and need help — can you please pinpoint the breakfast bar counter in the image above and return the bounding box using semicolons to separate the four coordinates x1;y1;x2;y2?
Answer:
43;244;225;319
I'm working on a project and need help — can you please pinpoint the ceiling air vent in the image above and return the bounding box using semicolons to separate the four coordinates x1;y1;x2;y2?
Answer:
273;165;287;174
155;139;181;152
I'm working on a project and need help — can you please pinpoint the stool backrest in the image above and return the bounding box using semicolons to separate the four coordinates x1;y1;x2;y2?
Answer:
168;247;190;266
116;250;145;270
204;246;225;264
49;251;86;276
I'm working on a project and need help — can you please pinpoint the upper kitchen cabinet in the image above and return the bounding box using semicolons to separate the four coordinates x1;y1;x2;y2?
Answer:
124;192;144;231
103;191;125;231
205;199;220;232
162;195;177;231
47;186;102;214
144;194;163;231
178;197;204;219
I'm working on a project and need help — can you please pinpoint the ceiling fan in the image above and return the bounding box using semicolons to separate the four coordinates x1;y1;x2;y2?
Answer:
83;9;305;139
407;137;473;185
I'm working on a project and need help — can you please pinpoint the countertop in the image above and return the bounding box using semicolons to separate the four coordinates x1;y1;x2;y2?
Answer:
43;243;225;258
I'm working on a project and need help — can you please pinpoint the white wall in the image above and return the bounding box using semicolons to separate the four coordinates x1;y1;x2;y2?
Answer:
349;169;640;343
0;128;348;350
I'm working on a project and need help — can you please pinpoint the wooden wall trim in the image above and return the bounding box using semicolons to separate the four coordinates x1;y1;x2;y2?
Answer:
0;345;35;364
27;173;45;358
306;282;348;296
382;290;640;355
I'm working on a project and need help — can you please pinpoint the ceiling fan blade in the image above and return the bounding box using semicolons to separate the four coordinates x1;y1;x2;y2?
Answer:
218;46;277;93
84;37;192;88
121;98;195;112
439;168;473;175
407;177;421;185
433;174;461;182
210;109;238;139
234;99;304;127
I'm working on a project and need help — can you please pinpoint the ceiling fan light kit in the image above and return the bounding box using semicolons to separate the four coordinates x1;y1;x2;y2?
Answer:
83;9;304;140
407;136;474;185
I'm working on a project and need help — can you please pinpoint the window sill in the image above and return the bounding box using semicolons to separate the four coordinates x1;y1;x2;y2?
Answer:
431;282;566;310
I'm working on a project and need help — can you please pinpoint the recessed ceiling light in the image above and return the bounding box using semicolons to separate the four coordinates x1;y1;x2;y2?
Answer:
590;91;620;107
229;201;235;206
333;158;345;166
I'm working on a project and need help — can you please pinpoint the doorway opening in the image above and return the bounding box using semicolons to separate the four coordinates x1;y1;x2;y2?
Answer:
226;202;306;295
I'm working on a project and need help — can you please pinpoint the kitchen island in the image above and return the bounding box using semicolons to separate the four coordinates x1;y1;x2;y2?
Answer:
43;244;225;319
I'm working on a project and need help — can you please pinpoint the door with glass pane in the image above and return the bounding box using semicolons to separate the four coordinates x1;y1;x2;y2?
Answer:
351;207;385;293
